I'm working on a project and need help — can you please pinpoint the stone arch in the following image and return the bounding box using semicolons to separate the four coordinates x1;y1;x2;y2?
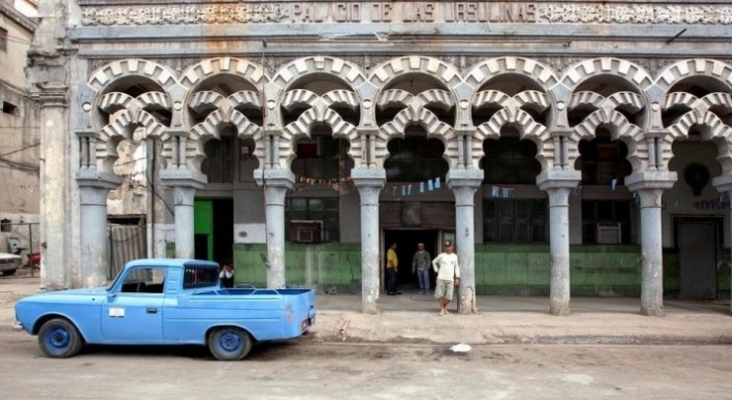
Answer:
664;92;732;175
569;110;647;174
95;91;172;174
272;56;367;90
88;59;178;94
179;57;268;91
187;90;265;171
182;61;268;172
465;57;559;93
369;56;462;90
375;106;457;169
654;59;732;94
279;89;360;170
472;90;553;171
560;58;653;93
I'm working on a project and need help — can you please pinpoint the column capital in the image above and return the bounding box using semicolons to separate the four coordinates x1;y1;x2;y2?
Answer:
76;169;122;190
625;171;677;192
536;169;581;191
254;168;295;189
160;168;207;189
446;168;483;188
28;84;68;108
713;174;732;193
351;168;386;188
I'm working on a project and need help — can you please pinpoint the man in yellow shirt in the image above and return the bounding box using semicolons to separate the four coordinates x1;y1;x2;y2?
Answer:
386;242;401;295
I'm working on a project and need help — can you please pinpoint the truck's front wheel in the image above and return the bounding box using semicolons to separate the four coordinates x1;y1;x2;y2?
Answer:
38;318;83;358
209;327;252;361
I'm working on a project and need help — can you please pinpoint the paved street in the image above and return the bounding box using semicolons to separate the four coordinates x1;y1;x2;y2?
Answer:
3;274;732;399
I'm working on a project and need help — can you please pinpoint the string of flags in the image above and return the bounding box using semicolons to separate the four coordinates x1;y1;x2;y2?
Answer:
386;177;443;197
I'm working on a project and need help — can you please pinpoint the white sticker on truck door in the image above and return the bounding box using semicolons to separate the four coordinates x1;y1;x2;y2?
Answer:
109;307;125;317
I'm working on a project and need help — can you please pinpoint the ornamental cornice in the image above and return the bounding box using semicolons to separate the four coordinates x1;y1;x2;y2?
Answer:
79;2;732;26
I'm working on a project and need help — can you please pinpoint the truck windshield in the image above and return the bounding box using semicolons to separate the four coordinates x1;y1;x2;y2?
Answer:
183;265;220;289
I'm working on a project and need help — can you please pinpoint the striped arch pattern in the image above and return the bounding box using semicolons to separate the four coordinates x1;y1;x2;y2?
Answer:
472;89;553;171
664;92;732;175
279;89;361;169
187;90;265;171
376;89;457;169
82;56;732;186
567;91;648;173
95;91;172;174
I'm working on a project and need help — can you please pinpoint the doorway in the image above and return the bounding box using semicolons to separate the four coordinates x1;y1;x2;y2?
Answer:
676;217;720;300
194;198;234;263
384;229;439;292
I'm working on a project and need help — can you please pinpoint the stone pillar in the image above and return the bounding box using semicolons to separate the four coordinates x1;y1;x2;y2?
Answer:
160;169;206;259
30;85;70;290
255;168;295;288
627;172;676;316
538;169;581;316
712;176;732;314
446;168;483;314
352;168;386;314
77;170;121;287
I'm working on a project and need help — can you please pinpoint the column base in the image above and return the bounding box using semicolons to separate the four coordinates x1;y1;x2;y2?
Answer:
550;303;571;316
640;306;665;317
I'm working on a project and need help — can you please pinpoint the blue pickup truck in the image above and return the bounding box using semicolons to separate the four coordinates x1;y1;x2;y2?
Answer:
13;259;316;360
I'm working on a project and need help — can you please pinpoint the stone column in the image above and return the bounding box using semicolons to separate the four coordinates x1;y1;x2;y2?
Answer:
29;85;70;290
255;168;295;288
446;168;483;314
160;169;206;259
351;168;386;314
627;172;676;316
712;175;732;314
77;170;121;287
538;169;581;316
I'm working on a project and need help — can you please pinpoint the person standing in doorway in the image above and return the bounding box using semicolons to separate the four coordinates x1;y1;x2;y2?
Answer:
432;241;460;316
412;243;432;295
386;242;401;295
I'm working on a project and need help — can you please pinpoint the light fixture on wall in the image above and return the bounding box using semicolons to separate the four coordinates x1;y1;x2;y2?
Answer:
683;163;710;197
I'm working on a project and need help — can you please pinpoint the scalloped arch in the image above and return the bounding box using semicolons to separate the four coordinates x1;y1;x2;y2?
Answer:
375;107;458;169
569;110;648;173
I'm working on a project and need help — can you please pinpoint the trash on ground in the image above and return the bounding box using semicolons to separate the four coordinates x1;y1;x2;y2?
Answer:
450;343;472;353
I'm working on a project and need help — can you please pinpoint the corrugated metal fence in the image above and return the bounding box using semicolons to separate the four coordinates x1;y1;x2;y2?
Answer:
107;224;147;279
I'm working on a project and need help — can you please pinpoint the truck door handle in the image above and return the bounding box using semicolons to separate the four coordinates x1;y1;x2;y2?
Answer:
146;308;158;314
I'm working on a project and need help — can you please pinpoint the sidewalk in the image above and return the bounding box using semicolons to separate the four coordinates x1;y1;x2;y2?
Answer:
3;276;732;345
314;291;732;345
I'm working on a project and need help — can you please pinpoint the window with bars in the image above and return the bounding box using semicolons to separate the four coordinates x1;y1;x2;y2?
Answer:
581;200;632;244
483;199;547;244
286;197;340;242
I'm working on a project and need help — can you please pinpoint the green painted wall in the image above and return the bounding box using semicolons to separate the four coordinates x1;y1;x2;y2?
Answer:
194;200;213;259
231;243;730;297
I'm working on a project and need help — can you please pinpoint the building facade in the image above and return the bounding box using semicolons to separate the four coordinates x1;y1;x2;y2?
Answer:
0;0;39;254
27;0;732;315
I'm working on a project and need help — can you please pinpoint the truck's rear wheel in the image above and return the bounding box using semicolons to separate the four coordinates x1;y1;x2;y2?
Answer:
38;318;83;358
209;327;252;361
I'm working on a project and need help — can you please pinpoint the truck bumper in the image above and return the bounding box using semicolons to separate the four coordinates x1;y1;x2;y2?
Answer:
11;321;23;332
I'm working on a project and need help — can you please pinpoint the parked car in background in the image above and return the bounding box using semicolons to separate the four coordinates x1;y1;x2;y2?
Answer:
13;258;316;360
0;252;22;276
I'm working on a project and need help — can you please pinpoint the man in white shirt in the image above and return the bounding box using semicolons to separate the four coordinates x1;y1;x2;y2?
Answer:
432;241;460;316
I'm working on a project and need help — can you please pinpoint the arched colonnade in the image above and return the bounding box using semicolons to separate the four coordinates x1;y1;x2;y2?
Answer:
74;55;732;315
